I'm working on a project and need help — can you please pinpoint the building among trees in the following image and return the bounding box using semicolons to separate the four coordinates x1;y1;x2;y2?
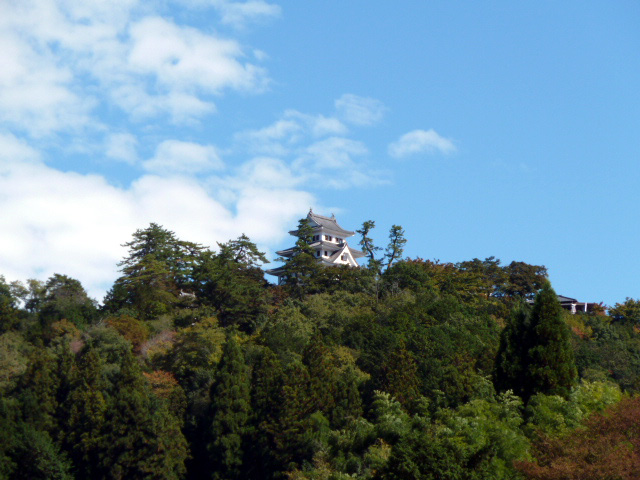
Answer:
266;209;365;284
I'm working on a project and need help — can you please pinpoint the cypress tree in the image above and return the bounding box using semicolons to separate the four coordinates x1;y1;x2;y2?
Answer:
494;281;577;402
527;281;577;399
208;331;251;480
105;349;189;479
66;348;108;479
494;302;532;399
282;218;321;297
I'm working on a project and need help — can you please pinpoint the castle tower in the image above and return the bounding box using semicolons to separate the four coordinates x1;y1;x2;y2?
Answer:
266;209;365;284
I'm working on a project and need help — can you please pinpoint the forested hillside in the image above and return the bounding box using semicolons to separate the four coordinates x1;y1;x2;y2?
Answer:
2;222;640;479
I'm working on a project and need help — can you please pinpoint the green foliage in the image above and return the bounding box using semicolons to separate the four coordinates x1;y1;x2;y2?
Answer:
495;282;577;402
104;223;203;319
39;274;98;330
609;297;640;324
383;225;407;270
0;275;21;333
524;380;622;438
208;332;251;480
280;218;323;298
0;331;32;393
501;261;548;300
379;391;528;480
6;424;73;480
357;220;383;272
106;349;189;479
495;302;532;399
194;237;269;331
259;302;313;359
5;221;640;479
528;282;578;399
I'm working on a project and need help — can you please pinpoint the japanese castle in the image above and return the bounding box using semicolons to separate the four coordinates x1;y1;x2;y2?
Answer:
266;209;365;284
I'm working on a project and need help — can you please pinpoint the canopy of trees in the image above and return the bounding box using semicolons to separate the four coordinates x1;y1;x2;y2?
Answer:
0;222;637;479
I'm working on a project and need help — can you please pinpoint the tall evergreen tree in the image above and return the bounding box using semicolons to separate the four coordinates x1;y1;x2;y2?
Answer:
249;348;285;480
105;349;189;479
495;282;577;401
494;302;531;399
281;217;321;298
208;331;251;480
65;347;109;479
527;281;577;399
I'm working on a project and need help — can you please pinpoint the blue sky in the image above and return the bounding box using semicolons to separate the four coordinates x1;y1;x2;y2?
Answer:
1;1;639;306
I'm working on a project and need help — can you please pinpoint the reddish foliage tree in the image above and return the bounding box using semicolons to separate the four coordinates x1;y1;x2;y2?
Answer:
515;397;640;480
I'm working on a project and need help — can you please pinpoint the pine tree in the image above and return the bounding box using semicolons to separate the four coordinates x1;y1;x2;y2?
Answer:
357;220;382;272
384;225;407;270
208;331;251;480
195;236;269;331
104;223;203;318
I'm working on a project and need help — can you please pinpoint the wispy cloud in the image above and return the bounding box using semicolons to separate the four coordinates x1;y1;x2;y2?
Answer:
211;0;281;28
388;129;456;158
234;102;387;188
106;133;139;164
143;140;224;174
335;94;386;126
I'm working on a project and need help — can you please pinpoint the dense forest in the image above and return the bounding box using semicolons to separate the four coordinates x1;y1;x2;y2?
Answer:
3;220;640;479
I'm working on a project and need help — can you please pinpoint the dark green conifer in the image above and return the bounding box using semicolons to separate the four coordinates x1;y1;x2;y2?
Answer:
66;348;108;479
495;282;577;401
527;281;577;399
281;217;321;298
494;302;532;399
105;349;189;479
208;331;251;480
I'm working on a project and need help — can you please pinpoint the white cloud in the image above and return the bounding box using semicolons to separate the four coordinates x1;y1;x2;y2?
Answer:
294;137;386;189
303;137;368;169
234;102;388;189
211;0;281;28
144;140;224;174
0;27;95;136
235;118;303;156
235;110;348;156
106;133;139;164
388;129;456;158
237;157;302;188
335;94;386;126
0;1;271;135
128;16;267;95
0;133;42;168
0;148;313;301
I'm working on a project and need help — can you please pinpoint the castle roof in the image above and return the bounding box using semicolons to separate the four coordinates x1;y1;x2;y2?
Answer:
288;209;355;238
